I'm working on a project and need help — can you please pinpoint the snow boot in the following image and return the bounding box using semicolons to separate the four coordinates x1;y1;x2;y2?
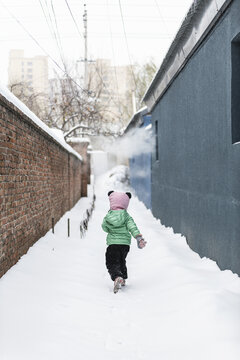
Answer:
113;277;123;293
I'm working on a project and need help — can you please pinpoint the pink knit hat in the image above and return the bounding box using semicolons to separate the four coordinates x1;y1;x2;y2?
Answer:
108;191;131;210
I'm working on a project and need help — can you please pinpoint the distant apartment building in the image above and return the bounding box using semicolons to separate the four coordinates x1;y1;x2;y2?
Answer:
88;59;135;127
8;49;48;100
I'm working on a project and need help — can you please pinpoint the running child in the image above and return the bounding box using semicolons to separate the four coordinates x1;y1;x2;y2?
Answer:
102;190;146;293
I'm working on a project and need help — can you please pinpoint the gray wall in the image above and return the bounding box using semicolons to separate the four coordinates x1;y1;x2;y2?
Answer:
129;114;152;209
151;0;240;275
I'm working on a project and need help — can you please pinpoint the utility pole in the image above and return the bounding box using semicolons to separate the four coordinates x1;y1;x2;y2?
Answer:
83;3;88;87
77;4;95;89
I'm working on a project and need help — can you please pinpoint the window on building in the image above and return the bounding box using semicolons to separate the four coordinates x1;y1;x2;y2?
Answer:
231;34;240;144
27;75;33;79
27;68;32;73
155;121;159;161
27;61;32;66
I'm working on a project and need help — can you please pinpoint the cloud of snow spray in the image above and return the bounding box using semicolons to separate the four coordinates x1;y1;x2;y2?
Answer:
104;126;153;160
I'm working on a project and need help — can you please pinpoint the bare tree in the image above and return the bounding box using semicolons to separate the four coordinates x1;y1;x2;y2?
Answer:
44;63;124;140
9;81;47;120
8;59;156;141
8;66;121;140
133;59;158;109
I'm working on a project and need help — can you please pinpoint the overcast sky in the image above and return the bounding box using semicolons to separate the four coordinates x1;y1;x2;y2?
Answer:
0;0;193;85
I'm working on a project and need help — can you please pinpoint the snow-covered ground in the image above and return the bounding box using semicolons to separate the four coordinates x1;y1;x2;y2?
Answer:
0;166;240;360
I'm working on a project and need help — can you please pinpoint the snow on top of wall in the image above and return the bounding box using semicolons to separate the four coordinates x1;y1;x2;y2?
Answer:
135;106;148;116
0;83;82;162
89;150;105;153
67;137;90;143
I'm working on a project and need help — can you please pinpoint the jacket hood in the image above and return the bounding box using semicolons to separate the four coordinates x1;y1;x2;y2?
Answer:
109;192;130;210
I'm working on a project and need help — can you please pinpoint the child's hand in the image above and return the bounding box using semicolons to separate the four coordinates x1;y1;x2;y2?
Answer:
135;235;147;249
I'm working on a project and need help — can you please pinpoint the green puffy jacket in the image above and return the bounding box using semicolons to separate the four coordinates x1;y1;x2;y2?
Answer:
102;210;140;246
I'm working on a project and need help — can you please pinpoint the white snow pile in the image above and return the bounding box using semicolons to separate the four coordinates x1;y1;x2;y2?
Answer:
107;165;131;190
0;83;82;161
0;166;240;360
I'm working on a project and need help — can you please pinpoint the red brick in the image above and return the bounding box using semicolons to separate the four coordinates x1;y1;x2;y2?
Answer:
0;93;84;277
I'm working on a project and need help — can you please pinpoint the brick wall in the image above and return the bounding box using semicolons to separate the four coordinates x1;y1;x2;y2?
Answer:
68;140;90;197
0;94;82;278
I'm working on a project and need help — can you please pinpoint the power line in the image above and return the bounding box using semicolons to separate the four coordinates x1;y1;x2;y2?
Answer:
153;0;171;37
49;0;78;97
38;1;52;34
0;33;171;42
73;2;186;7
63;0;123;118
0;14;189;22
106;0;123;118
39;0;65;68
118;0;137;90
50;0;66;63
0;0;90;96
64;0;84;40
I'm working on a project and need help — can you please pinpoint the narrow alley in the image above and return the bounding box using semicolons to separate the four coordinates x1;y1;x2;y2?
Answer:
0;166;239;360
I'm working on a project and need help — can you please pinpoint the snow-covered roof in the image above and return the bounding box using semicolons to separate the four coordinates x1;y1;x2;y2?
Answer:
0;83;82;162
143;0;232;111
124;106;148;134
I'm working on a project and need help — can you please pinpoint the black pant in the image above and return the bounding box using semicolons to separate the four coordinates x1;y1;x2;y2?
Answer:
105;244;130;281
